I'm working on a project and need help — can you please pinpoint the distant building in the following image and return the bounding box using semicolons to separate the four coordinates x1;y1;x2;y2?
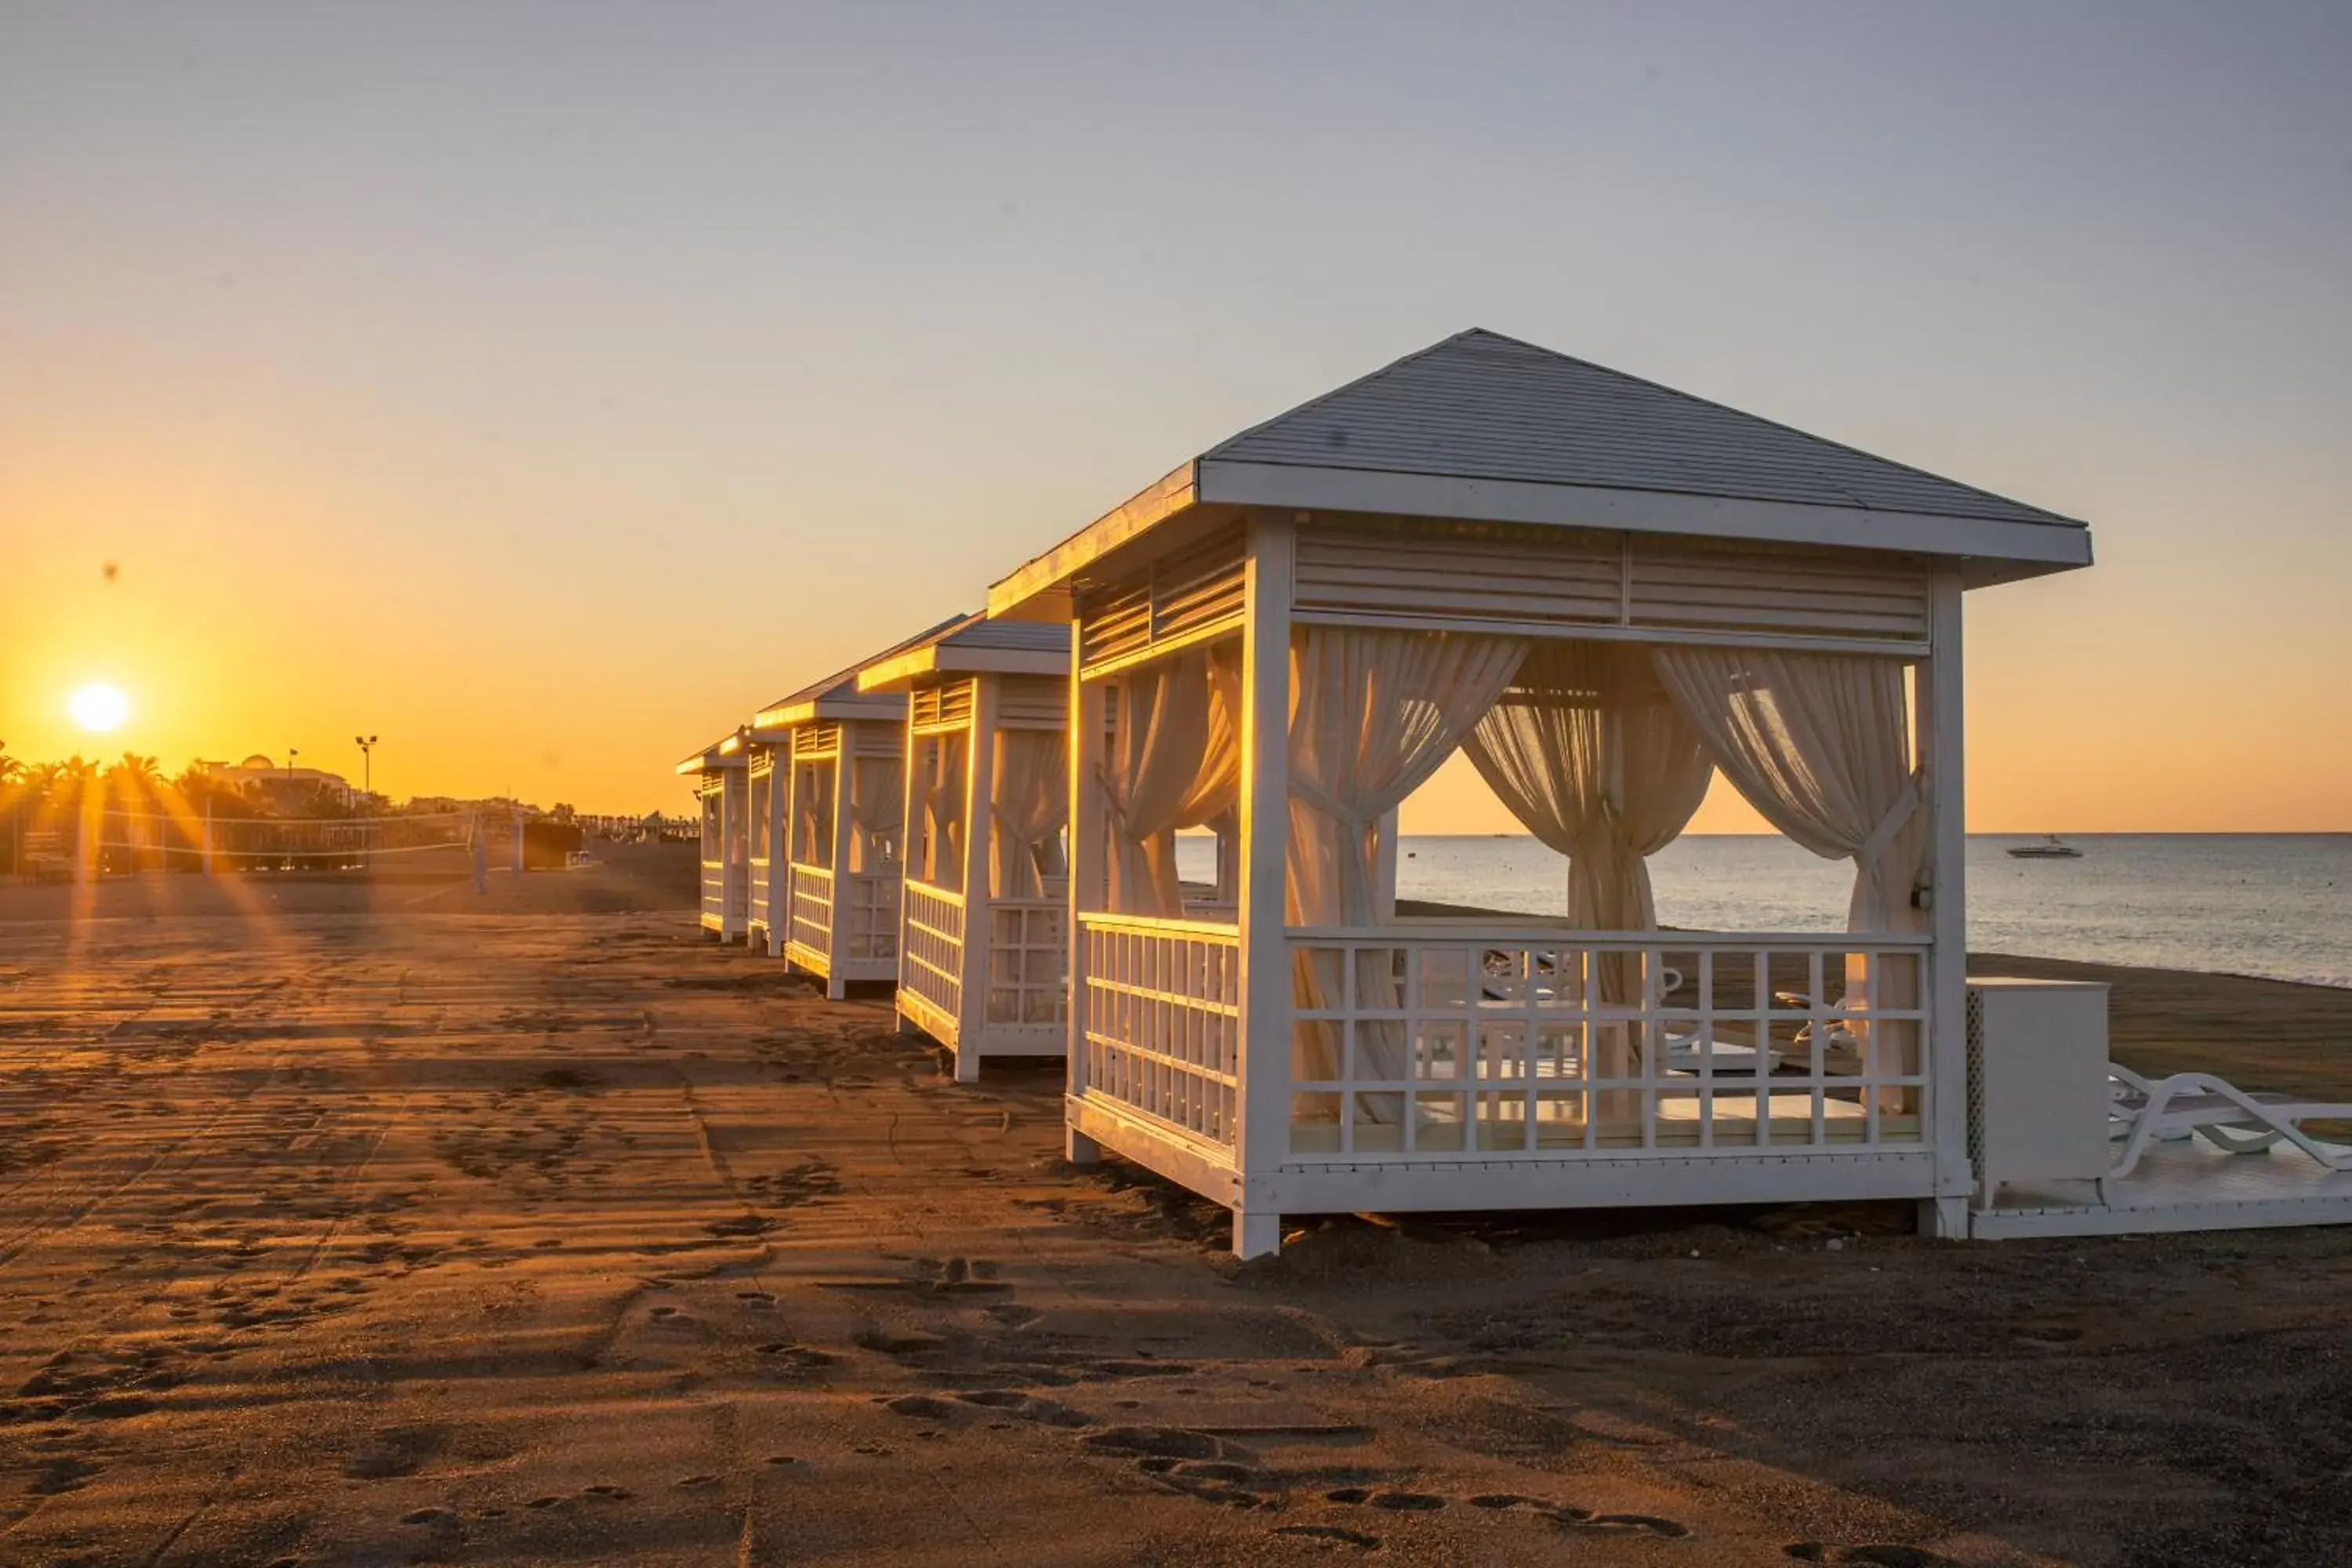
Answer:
192;755;354;811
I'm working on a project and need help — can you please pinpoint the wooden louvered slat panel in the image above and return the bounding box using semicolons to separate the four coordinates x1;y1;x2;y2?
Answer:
1078;581;1152;668
793;723;842;759
911;677;978;735
1629;539;1928;641
1295;522;1621;626
996;673;1067;730
851;719;905;757
1077;524;1247;674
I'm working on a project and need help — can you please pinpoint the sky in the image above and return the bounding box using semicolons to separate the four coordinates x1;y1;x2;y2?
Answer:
3;2;2347;830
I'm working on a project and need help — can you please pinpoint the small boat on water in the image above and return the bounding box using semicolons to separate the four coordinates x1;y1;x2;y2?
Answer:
2008;834;2084;860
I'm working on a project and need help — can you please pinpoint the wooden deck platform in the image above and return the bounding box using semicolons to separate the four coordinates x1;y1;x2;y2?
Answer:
1972;1136;2352;1239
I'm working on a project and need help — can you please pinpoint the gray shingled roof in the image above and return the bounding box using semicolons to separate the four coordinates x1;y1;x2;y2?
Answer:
940;617;1069;654
1205;328;2078;528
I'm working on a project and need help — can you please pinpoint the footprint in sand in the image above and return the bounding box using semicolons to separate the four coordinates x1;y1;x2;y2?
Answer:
1275;1525;1381;1549
1787;1547;1956;1567
1323;1484;1690;1538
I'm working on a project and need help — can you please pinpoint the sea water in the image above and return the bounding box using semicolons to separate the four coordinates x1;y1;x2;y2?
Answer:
1179;835;2352;989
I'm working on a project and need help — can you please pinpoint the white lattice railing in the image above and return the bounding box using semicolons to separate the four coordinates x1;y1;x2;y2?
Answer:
1077;913;1240;1149
985;897;1067;1028
748;855;774;927
788;865;833;960
840;871;901;963
1285;926;1929;1161
901;880;964;1028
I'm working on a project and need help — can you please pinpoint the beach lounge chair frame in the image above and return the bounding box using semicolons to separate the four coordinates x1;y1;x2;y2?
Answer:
2107;1063;2352;1182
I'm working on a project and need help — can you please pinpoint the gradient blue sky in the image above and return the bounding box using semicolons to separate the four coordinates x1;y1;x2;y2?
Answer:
5;2;2347;827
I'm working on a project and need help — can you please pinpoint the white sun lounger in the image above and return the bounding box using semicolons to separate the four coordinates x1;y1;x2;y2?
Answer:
2107;1063;2352;1181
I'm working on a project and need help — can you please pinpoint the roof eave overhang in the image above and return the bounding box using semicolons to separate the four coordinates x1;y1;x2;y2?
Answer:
986;456;2092;615
858;644;1070;691
987;460;1199;620
752;692;908;729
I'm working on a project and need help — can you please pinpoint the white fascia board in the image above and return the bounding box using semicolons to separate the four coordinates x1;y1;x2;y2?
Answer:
858;644;1068;691
985;461;1198;619
1197;459;2095;576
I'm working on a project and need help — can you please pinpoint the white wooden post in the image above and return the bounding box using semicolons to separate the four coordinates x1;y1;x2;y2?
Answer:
953;676;999;1080
825;740;856;999
1064;639;1106;1164
201;799;215;878
511;807;526;876
895;713;926;1034
764;750;789;958
1922;568;1971;1237
1232;513;1295;1258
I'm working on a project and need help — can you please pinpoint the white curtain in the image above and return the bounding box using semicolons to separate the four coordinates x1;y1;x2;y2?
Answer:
1287;627;1527;1117
1649;646;1927;1104
916;732;967;889
1099;642;1241;915
1647;647;1926;933
1462;641;1713;938
989;728;1068;898
845;755;905;873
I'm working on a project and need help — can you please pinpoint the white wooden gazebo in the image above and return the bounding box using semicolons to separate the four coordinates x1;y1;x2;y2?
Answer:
988;329;2094;1258
677;731;750;942
750;627;952;998
856;614;1073;1080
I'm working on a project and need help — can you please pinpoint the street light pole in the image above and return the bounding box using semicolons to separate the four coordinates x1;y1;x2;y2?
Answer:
354;735;378;876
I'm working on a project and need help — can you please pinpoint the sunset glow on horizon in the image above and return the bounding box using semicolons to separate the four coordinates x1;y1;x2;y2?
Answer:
5;7;2347;830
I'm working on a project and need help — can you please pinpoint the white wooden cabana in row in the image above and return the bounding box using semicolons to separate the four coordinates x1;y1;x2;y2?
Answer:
677;730;749;942
857;614;1073;1080
744;640;935;999
987;328;2096;1258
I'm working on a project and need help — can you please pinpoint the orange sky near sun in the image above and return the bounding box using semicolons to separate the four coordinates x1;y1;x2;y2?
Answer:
5;9;2350;833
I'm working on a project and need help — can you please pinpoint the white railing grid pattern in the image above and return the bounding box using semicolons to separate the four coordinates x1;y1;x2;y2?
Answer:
700;862;724;914
1286;932;1929;1161
985;898;1067;1026
901;880;964;1025
788;865;833;960
841;872;902;962
748;856;773;928
1080;916;1241;1147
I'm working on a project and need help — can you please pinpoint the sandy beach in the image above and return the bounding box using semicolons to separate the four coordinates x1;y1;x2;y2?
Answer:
0;870;2346;1566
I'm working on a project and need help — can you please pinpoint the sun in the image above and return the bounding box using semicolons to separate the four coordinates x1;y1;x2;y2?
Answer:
68;682;131;734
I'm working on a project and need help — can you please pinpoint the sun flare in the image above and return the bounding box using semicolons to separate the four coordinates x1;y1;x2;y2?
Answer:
68;682;130;734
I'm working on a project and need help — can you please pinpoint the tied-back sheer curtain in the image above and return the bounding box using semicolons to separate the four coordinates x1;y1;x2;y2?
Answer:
1646;648;1926;932
989;728;1068;898
845;755;906;873
1649;646;1928;1106
915;732;967;889
1288;627;1527;1120
1461;641;1713;938
1099;643;1241;916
